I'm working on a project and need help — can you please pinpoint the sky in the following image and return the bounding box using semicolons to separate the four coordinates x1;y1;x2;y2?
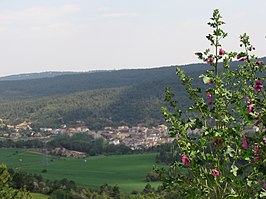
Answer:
0;0;265;77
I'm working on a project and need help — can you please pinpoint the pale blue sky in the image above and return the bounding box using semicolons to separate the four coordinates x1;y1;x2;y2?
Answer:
0;0;265;76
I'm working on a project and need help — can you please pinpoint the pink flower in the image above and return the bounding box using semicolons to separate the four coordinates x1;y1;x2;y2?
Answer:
207;81;214;85
254;80;263;92
207;56;215;65
207;57;213;65
254;157;260;162
210;169;221;176
256;60;264;66
182;156;191;167
241;138;249;149
246;96;250;102
263;138;266;144
254;146;259;155
219;48;225;55
207;101;213;105
207;92;212;99
247;103;253;113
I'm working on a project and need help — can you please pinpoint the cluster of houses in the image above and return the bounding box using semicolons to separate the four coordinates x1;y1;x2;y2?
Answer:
99;125;174;150
0;120;175;150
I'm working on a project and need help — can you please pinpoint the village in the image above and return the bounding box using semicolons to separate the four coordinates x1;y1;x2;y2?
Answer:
0;120;175;151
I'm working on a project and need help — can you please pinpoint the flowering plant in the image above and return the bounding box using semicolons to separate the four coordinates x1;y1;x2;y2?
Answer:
160;9;265;198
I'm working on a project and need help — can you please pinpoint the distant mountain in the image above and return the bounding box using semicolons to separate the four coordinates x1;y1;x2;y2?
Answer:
0;57;264;130
0;71;79;81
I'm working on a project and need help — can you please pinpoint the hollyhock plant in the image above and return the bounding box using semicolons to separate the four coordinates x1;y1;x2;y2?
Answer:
210;169;221;177
160;9;266;198
241;138;249;149
254;80;263;92
182;156;191;167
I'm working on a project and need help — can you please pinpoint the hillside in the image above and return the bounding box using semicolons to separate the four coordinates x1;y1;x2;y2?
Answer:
0;58;264;130
0;71;78;81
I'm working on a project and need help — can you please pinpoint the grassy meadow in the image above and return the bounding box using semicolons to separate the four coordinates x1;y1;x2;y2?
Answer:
0;148;160;192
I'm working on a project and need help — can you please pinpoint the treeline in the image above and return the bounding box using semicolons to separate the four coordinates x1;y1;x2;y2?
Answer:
1;163;190;199
47;133;132;156
0;133;132;156
0;133;181;159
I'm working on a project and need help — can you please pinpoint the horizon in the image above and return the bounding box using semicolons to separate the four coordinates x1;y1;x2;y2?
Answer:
0;0;266;77
1;55;266;78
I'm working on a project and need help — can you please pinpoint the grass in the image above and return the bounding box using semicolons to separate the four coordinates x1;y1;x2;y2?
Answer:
0;148;161;192
31;193;49;199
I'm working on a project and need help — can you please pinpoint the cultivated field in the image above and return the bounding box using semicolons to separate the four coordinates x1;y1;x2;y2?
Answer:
0;148;160;192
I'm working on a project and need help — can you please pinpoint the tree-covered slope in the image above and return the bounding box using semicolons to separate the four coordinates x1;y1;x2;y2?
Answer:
0;58;264;129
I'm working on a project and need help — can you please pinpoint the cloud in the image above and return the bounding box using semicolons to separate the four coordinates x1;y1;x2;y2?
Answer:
96;7;110;12
102;12;140;18
0;4;80;25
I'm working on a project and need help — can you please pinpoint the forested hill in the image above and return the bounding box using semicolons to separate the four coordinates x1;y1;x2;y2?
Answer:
0;63;212;99
0;71;78;81
0;57;264;130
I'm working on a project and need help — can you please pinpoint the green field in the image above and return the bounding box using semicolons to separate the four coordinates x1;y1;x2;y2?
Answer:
31;193;49;199
0;148;160;192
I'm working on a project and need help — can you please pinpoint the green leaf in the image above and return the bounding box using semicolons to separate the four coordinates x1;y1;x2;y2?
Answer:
230;164;238;176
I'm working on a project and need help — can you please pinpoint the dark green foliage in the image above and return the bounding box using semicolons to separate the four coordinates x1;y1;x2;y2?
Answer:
46;133;132;156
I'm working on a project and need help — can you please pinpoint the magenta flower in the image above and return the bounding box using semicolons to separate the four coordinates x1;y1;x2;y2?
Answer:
207;101;213;105
207;92;212;99
254;80;263;92
207;57;213;65
256;60;264;66
254;157;260;162
207;81;214;85
254;146;259;155
247;103;253;113
182;156;191;167
210;169;221;176
241;138;249;149
219;48;225;55
207;56;215;65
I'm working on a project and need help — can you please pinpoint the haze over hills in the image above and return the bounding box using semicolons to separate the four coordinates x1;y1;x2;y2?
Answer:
0;71;79;81
0;57;265;130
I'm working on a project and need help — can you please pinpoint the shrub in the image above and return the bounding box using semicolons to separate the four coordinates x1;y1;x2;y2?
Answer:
159;9;266;198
